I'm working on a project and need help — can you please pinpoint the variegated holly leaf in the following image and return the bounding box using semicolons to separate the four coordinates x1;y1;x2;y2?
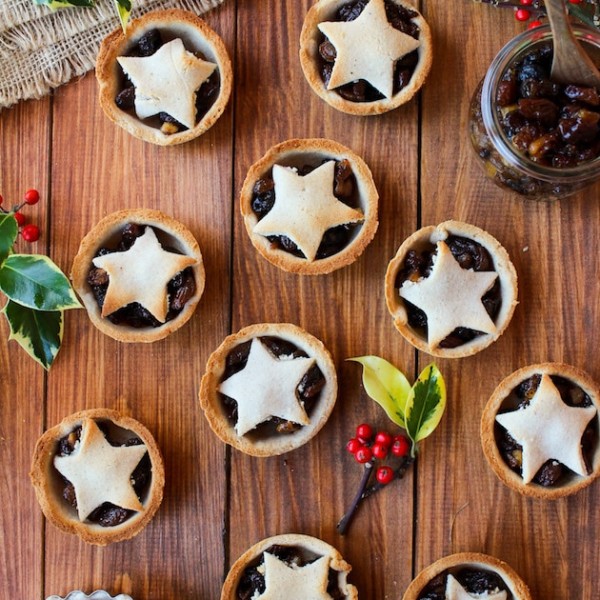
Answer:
348;356;411;427
2;300;63;369
114;0;132;31
0;254;81;311
33;0;94;9
404;364;446;453
0;213;18;262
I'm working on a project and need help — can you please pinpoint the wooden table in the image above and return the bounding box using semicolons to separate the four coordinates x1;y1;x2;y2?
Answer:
1;1;599;598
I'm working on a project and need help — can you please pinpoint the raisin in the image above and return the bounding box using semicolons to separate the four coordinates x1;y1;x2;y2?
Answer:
87;267;109;287
115;86;135;110
518;98;559;126
319;40;337;62
564;84;600;107
136;29;163;57
535;460;564;486
496;79;517;107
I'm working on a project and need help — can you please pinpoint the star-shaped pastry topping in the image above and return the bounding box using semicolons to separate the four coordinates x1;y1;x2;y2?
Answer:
256;552;332;600
117;38;217;129
318;0;421;99
495;373;597;483
93;226;197;323
218;338;315;436
399;241;498;348
445;574;507;600
252;161;364;261
54;419;148;521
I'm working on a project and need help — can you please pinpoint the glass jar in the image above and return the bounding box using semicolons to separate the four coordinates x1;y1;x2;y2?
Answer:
469;24;600;200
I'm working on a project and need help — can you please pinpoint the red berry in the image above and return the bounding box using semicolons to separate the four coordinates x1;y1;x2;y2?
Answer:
569;0;582;3
527;19;542;29
14;212;26;226
515;8;531;21
354;446;372;464
519;0;533;4
21;224;40;242
0;194;3;206
346;438;362;454
372;442;389;460
355;423;373;443
376;466;394;485
24;189;40;205
375;431;392;446
391;436;410;457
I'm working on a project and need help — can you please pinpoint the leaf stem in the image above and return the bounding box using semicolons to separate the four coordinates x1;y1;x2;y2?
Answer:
362;455;414;500
336;462;373;535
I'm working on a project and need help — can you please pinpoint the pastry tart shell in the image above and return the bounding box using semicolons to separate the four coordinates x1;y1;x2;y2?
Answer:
96;9;232;146
402;552;532;600
200;323;338;456
240;138;379;275
71;208;205;343
299;0;432;115
221;533;358;600
30;408;165;546
481;362;600;499
385;220;518;358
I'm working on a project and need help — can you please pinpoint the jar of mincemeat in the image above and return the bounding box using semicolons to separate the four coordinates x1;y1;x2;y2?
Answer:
469;24;600;200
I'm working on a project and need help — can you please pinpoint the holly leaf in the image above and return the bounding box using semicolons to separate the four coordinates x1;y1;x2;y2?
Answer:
114;0;132;31
348;356;412;428
0;213;18;262
2;300;63;369
404;364;446;454
0;254;81;311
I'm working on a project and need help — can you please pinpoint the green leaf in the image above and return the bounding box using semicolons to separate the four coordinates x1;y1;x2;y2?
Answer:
404;364;446;454
0;254;81;311
0;213;18;262
114;0;132;31
33;0;94;8
2;300;63;369
348;356;412;428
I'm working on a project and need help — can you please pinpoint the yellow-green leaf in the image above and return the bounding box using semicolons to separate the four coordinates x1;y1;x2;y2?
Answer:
114;0;132;31
348;356;412;428
2;300;63;369
33;0;94;9
404;363;446;451
0;213;18;262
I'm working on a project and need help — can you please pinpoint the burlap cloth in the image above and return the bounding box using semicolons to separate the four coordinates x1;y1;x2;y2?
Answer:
0;0;223;110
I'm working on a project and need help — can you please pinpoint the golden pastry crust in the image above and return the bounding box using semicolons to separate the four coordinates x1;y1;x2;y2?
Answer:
299;0;432;115
200;323;338;456
403;552;532;600
385;220;518;358
481;362;600;499
71;208;205;343
96;8;232;146
240;138;379;275
30;408;165;546
221;533;358;600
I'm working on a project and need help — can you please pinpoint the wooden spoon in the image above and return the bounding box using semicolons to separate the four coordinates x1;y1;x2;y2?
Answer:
545;0;600;88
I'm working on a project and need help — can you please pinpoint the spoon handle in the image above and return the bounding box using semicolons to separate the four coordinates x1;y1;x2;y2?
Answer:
545;0;600;87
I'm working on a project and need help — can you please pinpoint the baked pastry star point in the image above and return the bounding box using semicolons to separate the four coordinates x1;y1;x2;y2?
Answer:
53;419;147;521
256;552;332;600
218;338;315;436
445;574;507;600
399;241;498;348
318;0;420;99
93;226;197;323
252;161;364;261
117;38;216;129
495;373;597;483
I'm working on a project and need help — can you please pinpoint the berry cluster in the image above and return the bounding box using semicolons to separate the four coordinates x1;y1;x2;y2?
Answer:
346;423;410;485
0;189;41;242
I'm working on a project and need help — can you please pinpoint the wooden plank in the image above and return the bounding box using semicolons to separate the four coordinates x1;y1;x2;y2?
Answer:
0;97;51;600
228;0;418;596
41;3;234;598
419;2;600;598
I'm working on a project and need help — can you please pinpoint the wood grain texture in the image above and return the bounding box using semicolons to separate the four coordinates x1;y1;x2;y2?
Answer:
1;0;600;598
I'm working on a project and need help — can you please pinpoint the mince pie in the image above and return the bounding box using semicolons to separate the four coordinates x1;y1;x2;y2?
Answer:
30;408;164;545
221;533;358;600
300;0;432;115
385;220;518;358
402;552;532;600
240;138;378;275
481;363;600;499
71;208;204;343
200;323;337;456
46;593;133;600
96;9;232;145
